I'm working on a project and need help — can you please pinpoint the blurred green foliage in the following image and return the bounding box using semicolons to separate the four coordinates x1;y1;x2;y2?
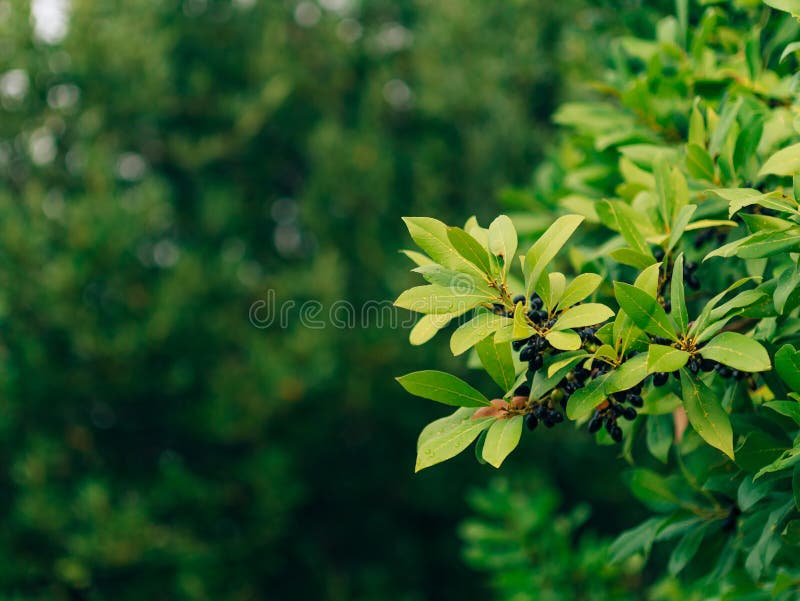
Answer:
0;0;680;599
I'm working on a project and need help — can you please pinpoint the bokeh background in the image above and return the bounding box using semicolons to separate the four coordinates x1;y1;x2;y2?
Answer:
0;0;674;599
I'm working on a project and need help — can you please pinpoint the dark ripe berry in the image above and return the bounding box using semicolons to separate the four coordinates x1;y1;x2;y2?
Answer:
533;404;547;419
627;394;644;408
621;406;637;421
534;337;548;351
544;417;556;428
604;415;616;433
611;403;624;416
701;358;716;372
573;367;590;382
663;299;672;313
565;380;581;394
529;355;544;370
512;294;526;305
688;358;700;375
512;339;527;351
610;425;623;443
551;411;564;424
546;318;556;329
671;371;680;380
588;413;602;433
631;382;644;395
716;364;733;379
524;414;539;431
519;345;535;362
532;309;548;323
492;303;506;314
514;383;531;397
735;369;746;380
654;248;665;261
687;274;700;290
653;336;669;345
530;294;544;310
653;372;669;387
684;261;698;273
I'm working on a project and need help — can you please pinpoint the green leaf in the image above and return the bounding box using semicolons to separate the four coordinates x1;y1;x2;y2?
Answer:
476;337;516;393
759;142;800;176
481;416;524;468
754;443;800;480
609;517;667;563
553;303;614;331
686;143;715;181
668;523;710;576
626;468;682;511
614;282;677;341
670;254;688;333
524;214;584;297
666;205;697;252
764;400;800;425
679;370;734;459
401;249;435;267
688;98;705;148
775;345;800;391
414;264;492;295
567;373;609;420
597;200;652;256
646;414;673;463
397;371;490;407
605;353;648;396
402;217;486;278
543;272;567;311
488;215;518;276
735;431;788;473
450;313;510;356
512;302;535;340
709;97;741;157
765;0;800;16
531;352;586;398
647;345;690;373
394;284;493;315
557;273;603;310
634;263;661;298
545;330;582;351
736;228;800;259
409;314;453;346
710;188;798;218
699;332;771;372
781;41;800;62
415;408;494;472
447;226;493;275
610;248;655;270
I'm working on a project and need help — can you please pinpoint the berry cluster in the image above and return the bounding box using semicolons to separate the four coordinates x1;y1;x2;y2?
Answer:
505;292;634;443
650;354;748;387
586;381;642;442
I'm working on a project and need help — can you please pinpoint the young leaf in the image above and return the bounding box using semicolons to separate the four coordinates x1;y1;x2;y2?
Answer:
446;226;493;275
410;314;453;346
394;284;493;315
481;416;523;468
476;337;516;393
666;205;697;252
402;217;486;278
397;371;490;407
557;273;603;310
759;142;800;176
596;200;652;256
488;215;518;276
415;408;494;472
545;330;582;351
524;214;584;297
699;332;771;372
647;345;690;373
552;303;614;330
614;282;678;341
686;143;715;181
679;370;734;459
512;302;535;340
450;313;510;356
670;254;688;333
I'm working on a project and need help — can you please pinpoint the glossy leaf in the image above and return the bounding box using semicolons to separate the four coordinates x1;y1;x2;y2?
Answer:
481;416;523;468
415;408;494;472
700;332;771;372
397;371;490;407
680;370;734;459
